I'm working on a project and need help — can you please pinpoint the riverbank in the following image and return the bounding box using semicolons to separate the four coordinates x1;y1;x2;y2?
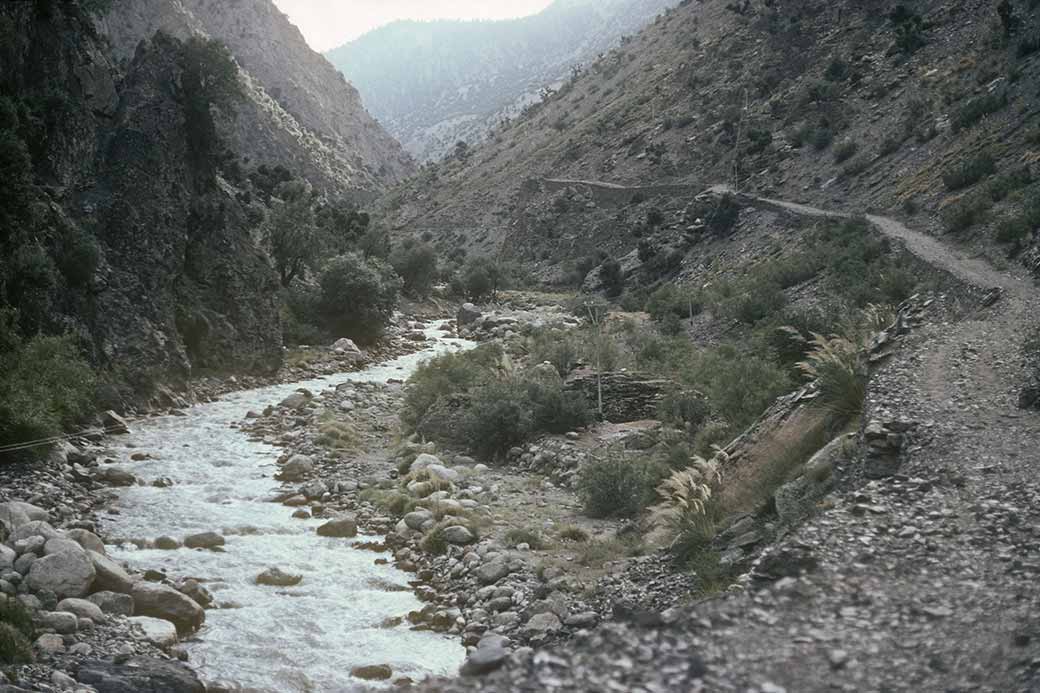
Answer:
0;314;460;691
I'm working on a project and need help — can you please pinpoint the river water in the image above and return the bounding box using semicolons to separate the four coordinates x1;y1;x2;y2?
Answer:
102;321;471;691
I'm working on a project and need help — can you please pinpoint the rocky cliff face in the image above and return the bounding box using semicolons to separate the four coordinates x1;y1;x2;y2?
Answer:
380;0;1040;284
328;0;677;162
101;0;415;196
0;2;281;396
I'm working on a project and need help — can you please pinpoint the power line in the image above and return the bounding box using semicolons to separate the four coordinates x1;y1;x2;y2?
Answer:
0;424;131;456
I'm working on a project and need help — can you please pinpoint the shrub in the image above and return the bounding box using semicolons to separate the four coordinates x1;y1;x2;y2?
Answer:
0;334;96;461
58;232;100;289
842;154;873;178
0;623;32;665
952;92;1008;132
578;454;667;518
942;194;993;233
461;382;533;459
942;152;996;191
729;277;787;325
599;259;625;298
390;242;438;298
657;390;710;435
646;284;702;323
317;253;401;345
504;528;546;549
529;329;580;376
685;344;792;432
557;524;589;542
648;452;724;550
401;344;502;430
527;382;593;434
460;256;504;302
0;598;34;639
797;333;868;420
995;198;1040;245
987;167;1033;202
833;139;859;164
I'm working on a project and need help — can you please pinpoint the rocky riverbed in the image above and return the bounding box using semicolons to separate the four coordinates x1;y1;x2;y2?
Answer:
0;316;482;691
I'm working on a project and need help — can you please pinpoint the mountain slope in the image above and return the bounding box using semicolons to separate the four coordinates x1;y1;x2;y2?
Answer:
378;0;1040;286
101;0;414;195
0;2;283;402
327;0;677;161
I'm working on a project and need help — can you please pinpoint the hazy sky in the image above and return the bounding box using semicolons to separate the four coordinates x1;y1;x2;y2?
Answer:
272;0;556;52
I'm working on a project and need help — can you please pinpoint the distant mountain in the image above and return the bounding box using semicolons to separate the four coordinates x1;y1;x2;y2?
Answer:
101;0;414;195
326;0;677;161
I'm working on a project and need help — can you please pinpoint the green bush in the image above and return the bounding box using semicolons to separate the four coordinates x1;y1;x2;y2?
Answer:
401;344;502;430
995;198;1040;245
504;528;546;549
528;328;579;376
0;333;96;461
600;259;625;298
728;277;787;325
657;390;710;435
952;92;1008;132
390;242;438;298
578;454;667;519
0;599;34;639
317;253;401;345
461;382;533;459
943;194;993;233
987;167;1033;202
646;284;702;323
833;139;859;164
0;623;32;665
58;232;100;289
942;152;996;191
527;381;593;434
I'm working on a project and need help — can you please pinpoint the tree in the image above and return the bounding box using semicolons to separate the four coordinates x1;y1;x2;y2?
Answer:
316;198;370;254
179;37;243;184
461;256;507;302
600;259;625;298
264;181;318;288
391;241;438;298
317;254;401;344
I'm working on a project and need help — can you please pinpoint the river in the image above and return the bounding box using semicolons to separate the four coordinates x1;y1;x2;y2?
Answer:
101;321;471;691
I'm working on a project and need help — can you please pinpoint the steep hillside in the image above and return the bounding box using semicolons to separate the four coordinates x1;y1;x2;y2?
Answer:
380;0;1040;287
101;0;415;195
327;0;676;161
0;2;281;406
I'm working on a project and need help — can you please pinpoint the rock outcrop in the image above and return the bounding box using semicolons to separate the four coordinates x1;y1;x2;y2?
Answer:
101;0;414;194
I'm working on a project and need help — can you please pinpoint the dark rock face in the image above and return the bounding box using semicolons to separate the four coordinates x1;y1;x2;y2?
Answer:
76;656;205;693
564;370;674;423
100;0;414;194
0;6;283;391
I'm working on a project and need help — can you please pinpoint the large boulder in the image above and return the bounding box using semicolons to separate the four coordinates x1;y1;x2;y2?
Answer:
77;656;205;693
88;591;134;617
278;390;312;411
183;532;224;550
440;526;475;545
89;551;134;594
128;616;178;648
316;516;357;538
66;529;106;555
0;545;15;571
26;549;96;599
131;583;204;634
457;303;482;326
97;467;137;487
277;455;314;481
56;598;107;623
332;338;364;361
8;521;61;545
255;567;302;587
101;410;131;435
